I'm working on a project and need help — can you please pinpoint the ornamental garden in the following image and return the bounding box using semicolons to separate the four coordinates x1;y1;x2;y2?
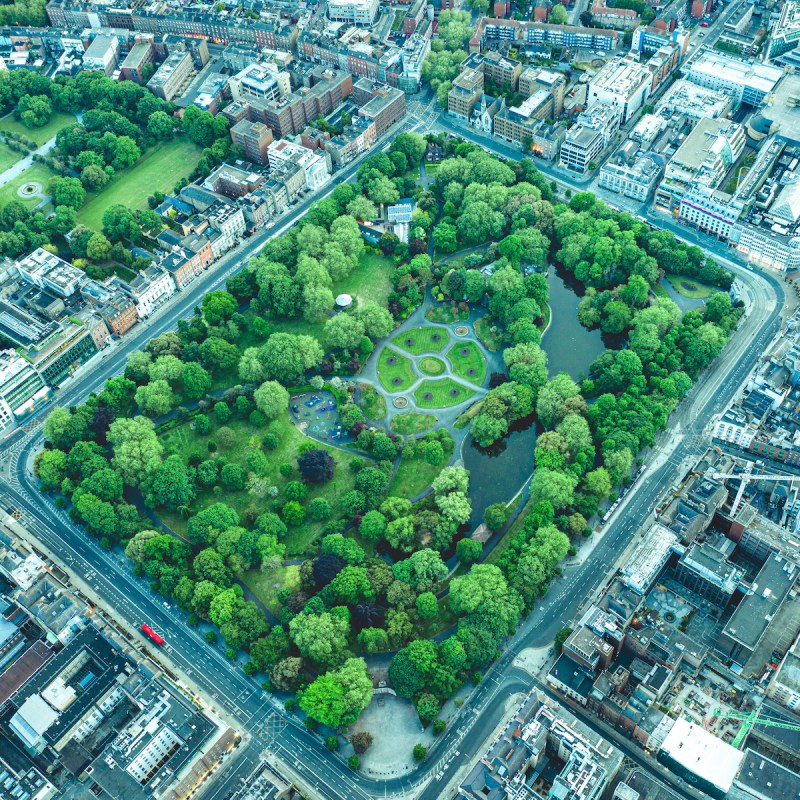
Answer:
35;130;742;763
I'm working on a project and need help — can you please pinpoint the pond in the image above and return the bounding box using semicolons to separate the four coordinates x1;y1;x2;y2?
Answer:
541;265;607;380
462;416;538;528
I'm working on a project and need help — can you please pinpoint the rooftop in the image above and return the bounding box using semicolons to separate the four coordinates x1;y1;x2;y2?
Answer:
735;748;800;800
687;52;783;94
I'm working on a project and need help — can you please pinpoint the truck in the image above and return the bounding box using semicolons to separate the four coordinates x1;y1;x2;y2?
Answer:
140;624;165;646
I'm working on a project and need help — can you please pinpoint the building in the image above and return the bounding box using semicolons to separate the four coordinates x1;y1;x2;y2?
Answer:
767;0;800;61
685;52;784;107
122;265;175;319
620;524;678;594
229;61;290;102
325;116;377;166
560;103;620;173
147;48;193;101
79;279;138;337
16;248;84;299
492;90;553;145
631;24;690;56
674;539;744;605
469;17;619;54
193;72;230;115
356;83;406;135
464;50;523;89
267;140;331;191
227;762;292;800
525;118;566;160
598;151;663;201
753;74;800;147
0;350;50;433
768;632;800;712
519;67;565;114
230;119;274;166
82;34;119;75
655;118;745;211
591;0;639;30
327;0;379;26
658;718;744;799
657;79;733;121
119;40;153;83
0;753;55;800
714;407;756;448
717;553;797;665
448;68;484;120
587;56;651;124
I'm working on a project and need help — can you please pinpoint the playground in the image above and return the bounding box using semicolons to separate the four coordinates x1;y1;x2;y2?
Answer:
289;390;351;443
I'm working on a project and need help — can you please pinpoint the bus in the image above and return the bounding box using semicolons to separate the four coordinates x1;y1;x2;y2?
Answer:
140;624;165;646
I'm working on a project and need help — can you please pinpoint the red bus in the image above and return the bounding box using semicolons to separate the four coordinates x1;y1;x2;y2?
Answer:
140;624;165;646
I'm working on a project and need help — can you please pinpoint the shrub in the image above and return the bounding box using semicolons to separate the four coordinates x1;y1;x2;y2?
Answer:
348;755;360;770
433;719;446;735
413;744;427;762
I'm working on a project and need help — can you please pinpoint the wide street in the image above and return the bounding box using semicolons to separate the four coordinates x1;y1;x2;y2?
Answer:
0;98;788;800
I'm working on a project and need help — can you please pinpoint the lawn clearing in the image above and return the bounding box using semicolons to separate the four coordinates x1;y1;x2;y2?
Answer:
159;411;357;556
0;111;77;146
243;564;300;617
474;317;503;351
359;383;387;419
377;347;417;392
414;378;475;409
389;457;444;499
0;162;56;210
446;341;486;385
664;274;717;300
338;250;396;310
77;138;202;229
392;326;450;355
425;302;470;323
390;412;436;435
0;141;24;173
418;356;446;376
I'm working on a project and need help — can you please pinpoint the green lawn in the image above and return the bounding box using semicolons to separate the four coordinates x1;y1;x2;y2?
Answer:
338;250;396;310
474;317;504;352
159;412;358;556
426;302;470;324
359;383;387;419
446;341;486;385
0;111;77;146
377;347;417;392
243;564;300;617
390;412;436;435
392;326;450;355
414;378;475;409
0;141;24;173
77;138;202;229
0;162;55;210
665;274;717;300
389;457;445;499
418;356;446;376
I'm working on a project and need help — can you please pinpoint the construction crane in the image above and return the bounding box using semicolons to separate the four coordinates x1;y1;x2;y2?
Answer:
713;469;800;516
712;706;800;749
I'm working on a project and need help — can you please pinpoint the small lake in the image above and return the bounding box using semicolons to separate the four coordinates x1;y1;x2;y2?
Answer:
541;265;608;380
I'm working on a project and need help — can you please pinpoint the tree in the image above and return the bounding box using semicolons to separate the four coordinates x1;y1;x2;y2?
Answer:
413;745;428;762
436;491;471;525
147;110;174;139
529;468;577;511
186;502;240;544
102;204;141;243
108;417;163;486
181;362;211;400
36;449;67;491
356;302;394;339
554;627;573;653
259;333;323;383
135;380;174;417
143;454;195;508
289;611;350;669
350;731;373;754
199;337;241;377
359;510;387;541
346;195;377;221
202;290;238;326
282;500;306;526
415;592;439;619
238;347;266;383
484;503;508;532
348;756;360;770
456;538;482;564
86;232;111;261
297;449;335;484
393;549;447;590
449;564;523;636
548;2;568;22
51;177;85;209
303;283;335;322
504;343;548;393
300;657;372;727
324;314;365;350
254;380;290;419
432;466;470;496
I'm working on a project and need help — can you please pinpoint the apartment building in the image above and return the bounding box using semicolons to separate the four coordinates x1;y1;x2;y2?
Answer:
267;140;331;191
82;34;119;75
493;90;553;144
122;265;176;319
469;17;619;54
591;0;639;30
327;0;379;26
146;48;193;101
357;83;406;135
519;67;565;114
598;152;663;201
229;61;290;102
118;39;153;83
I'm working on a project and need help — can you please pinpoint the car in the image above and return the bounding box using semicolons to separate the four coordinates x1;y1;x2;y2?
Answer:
700;20;709;26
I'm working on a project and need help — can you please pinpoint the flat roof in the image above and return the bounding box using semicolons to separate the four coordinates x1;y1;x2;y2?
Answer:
660;718;744;793
735;749;800;800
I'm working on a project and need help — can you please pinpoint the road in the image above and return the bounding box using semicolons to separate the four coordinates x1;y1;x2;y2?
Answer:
0;102;787;800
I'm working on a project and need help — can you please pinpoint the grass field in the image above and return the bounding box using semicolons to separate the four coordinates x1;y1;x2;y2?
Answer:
414;378;475;409
665;273;717;300
159;412;357;556
0;111;77;146
393;326;451;355
77;138;202;229
377;347;417;392
474;317;503;351
390;412;436;435
446;341;486;385
0;141;23;173
418;356;446;376
0;162;55;210
359;383;387;419
389;457;444;499
243;564;300;617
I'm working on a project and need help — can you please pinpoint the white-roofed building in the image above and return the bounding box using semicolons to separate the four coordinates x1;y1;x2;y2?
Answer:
9;695;59;753
685;52;784;107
